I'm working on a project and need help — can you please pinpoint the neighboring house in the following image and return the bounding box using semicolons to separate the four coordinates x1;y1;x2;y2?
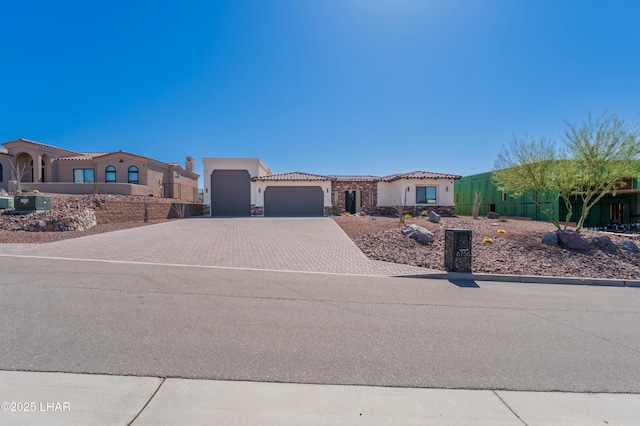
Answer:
455;171;640;227
0;138;199;201
202;158;461;217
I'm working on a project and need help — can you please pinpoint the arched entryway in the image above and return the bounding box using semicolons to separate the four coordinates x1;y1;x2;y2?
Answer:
40;154;51;182
15;153;34;183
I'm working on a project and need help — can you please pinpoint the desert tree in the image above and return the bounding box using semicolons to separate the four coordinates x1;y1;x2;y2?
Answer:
381;185;410;223
493;113;640;231
492;135;573;230
563;112;640;231
171;201;187;219
10;161;30;194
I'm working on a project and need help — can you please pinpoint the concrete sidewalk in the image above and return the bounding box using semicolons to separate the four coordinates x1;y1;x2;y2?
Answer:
1;371;638;425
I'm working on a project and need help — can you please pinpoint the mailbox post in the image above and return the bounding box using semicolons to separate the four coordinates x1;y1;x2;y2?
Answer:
444;228;472;272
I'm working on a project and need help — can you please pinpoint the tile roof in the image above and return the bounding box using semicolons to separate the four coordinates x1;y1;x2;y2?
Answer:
327;175;380;182
4;138;80;155
254;171;461;182
57;152;110;160
254;172;331;181
380;171;462;181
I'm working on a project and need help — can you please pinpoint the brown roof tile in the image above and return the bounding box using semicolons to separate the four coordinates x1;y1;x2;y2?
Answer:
254;172;331;181
57;152;111;160
381;171;462;181
327;175;380;182
3;138;80;155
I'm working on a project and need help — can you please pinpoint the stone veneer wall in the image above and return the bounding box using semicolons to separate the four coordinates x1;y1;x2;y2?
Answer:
251;205;264;216
94;201;203;224
375;205;456;216
331;181;378;214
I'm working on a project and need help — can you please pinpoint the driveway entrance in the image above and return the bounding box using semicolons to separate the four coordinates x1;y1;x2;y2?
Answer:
0;218;438;276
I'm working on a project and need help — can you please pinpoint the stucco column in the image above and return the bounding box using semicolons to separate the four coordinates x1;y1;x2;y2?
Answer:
35;154;43;183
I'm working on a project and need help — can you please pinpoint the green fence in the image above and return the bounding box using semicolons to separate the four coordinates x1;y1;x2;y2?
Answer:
455;172;640;227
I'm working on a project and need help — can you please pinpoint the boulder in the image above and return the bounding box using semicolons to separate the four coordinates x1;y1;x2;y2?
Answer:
557;230;589;251
619;239;640;253
487;211;500;219
428;210;441;223
542;231;558;246
401;224;435;244
592;236;618;254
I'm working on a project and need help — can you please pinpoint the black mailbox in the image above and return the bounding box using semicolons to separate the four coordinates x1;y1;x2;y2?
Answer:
444;228;472;272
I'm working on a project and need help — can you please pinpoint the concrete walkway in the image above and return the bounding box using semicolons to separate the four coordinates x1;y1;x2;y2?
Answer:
2;370;639;425
0;218;438;276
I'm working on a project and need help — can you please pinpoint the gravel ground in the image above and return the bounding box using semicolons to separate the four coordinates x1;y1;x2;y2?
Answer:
0;193;171;243
0;220;170;244
3;194;639;280
333;215;640;280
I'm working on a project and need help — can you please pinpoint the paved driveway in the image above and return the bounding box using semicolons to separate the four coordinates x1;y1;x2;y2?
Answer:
0;218;439;276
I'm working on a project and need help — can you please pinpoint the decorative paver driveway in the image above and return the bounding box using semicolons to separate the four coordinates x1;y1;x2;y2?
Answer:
0;218;442;276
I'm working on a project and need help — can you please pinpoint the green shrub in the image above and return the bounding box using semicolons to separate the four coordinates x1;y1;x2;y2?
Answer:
420;210;428;217
404;213;412;220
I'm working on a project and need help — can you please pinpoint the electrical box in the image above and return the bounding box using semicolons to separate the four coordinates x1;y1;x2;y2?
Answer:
13;195;52;211
444;228;473;272
0;196;14;209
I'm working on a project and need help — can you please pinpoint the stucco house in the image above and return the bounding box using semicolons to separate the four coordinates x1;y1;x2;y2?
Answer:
0;138;199;201
202;158;461;217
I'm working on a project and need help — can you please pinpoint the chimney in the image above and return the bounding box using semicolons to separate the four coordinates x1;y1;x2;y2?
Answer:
185;156;194;172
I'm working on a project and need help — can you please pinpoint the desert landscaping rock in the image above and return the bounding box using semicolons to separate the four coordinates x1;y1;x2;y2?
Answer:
557;230;589;251
620;239;640;253
542;231;558;246
428;210;441;223
401;224;435;244
22;209;97;232
592;236;619;254
334;216;640;280
487;211;500;219
0;193;172;243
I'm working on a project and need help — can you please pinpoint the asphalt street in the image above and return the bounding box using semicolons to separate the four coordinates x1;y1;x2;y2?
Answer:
1;255;639;393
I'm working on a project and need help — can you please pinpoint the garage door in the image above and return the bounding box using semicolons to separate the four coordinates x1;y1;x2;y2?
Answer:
264;186;324;217
211;170;251;217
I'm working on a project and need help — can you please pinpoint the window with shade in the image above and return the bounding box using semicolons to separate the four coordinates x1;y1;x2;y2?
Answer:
73;169;95;183
416;186;437;204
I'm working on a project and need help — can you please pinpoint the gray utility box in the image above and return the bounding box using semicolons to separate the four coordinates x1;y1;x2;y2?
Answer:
14;195;52;211
0;196;14;209
444;228;472;272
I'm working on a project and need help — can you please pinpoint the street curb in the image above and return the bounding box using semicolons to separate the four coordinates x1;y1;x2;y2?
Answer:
444;272;640;287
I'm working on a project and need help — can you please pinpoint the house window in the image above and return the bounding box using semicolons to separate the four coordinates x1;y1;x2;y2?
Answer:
105;166;116;183
128;166;139;184
0;164;3;182
73;168;95;183
30;159;46;182
416;186;437;204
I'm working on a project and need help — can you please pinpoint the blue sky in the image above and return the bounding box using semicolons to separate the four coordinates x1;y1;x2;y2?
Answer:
1;0;638;184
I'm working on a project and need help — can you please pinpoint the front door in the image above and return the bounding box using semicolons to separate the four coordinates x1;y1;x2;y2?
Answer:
345;191;356;214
